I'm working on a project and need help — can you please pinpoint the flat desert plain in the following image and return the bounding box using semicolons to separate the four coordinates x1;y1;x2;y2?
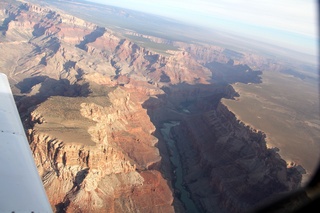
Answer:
222;71;320;185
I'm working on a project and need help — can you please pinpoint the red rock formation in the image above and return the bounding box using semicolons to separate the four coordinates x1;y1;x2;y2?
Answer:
1;1;304;212
27;83;173;212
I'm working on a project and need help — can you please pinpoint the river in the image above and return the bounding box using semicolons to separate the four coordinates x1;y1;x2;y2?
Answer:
160;121;199;213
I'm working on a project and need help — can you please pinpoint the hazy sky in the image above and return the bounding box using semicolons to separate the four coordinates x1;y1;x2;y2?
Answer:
88;0;318;56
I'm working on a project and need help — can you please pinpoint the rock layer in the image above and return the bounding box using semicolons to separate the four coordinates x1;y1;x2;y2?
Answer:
0;1;304;212
144;84;303;213
27;83;173;212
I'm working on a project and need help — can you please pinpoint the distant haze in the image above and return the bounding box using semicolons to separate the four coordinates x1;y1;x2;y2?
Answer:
88;0;318;59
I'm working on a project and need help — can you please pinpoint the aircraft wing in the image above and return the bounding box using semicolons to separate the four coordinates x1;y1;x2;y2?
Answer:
0;73;52;212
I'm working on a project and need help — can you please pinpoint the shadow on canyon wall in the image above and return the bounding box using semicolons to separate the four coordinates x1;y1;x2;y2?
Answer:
206;59;263;84
76;27;106;52
142;80;303;213
14;76;90;119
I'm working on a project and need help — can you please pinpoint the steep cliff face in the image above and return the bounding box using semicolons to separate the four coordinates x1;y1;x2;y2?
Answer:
173;103;302;212
1;1;305;213
143;84;303;213
179;43;284;72
1;1;213;87
1;2;180;212
26;82;173;212
83;32;211;85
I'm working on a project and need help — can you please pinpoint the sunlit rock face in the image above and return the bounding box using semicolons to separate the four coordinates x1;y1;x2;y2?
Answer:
1;1;304;212
26;83;173;212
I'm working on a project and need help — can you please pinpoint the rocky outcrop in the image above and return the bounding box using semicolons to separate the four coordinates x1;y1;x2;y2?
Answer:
179;43;284;72
76;27;106;51
1;1;305;213
1;0;212;86
29;131;138;210
26;82;173;212
143;83;303;213
173;102;302;212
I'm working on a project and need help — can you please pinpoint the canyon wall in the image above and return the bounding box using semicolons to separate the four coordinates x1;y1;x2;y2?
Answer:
174;102;302;212
25;82;174;212
0;1;304;212
144;84;303;213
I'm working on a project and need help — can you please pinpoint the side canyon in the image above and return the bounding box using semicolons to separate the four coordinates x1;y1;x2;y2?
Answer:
0;1;305;212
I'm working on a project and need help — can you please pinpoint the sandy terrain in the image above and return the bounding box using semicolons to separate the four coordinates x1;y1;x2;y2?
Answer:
223;71;320;184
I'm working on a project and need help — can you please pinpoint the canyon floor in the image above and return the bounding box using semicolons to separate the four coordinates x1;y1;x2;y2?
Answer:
0;0;318;212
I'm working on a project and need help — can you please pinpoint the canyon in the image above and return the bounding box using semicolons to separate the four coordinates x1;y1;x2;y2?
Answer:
0;1;309;212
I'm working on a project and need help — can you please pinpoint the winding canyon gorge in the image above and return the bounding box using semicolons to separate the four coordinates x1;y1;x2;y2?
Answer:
0;1;310;212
